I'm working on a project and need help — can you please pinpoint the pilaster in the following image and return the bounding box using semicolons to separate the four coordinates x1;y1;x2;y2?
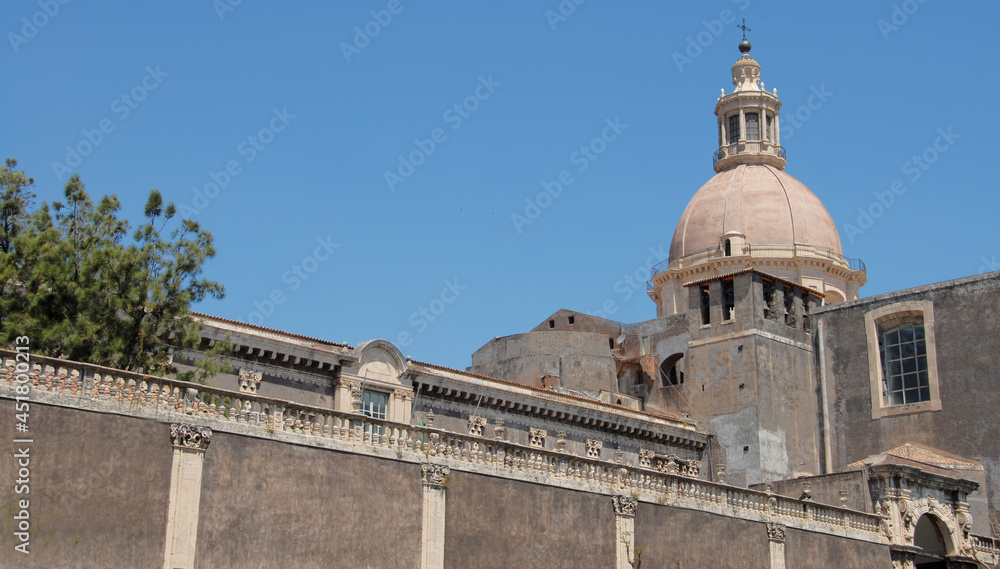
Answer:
766;522;787;569
420;463;450;569
163;423;212;569
613;495;638;569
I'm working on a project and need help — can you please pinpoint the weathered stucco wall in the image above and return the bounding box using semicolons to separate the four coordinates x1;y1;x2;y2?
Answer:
784;527;891;568
195;432;422;568
0;401;172;568
817;273;1000;533
470;331;618;392
443;472;614;569
635;505;770;568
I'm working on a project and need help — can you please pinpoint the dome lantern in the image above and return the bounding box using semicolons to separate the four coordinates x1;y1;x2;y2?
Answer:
713;41;786;173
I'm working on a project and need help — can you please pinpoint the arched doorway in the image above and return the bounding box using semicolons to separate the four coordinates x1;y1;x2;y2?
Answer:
911;514;953;568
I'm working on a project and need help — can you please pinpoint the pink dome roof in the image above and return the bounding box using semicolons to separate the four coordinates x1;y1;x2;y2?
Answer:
669;164;842;263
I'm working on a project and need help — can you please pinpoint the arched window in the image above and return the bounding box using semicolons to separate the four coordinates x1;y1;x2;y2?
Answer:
660;353;684;386
880;323;929;405
724;239;732;256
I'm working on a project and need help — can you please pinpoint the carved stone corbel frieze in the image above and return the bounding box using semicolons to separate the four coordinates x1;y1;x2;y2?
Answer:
612;495;638;518
766;522;786;543
393;388;412;402
238;369;262;394
169;423;212;450
421;463;450;488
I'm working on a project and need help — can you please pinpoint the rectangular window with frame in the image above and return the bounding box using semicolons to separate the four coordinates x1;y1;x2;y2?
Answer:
728;115;740;144
865;301;941;419
745;112;760;141
766;114;773;141
361;389;389;437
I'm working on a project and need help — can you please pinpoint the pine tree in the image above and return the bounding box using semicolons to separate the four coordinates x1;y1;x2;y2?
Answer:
0;160;224;375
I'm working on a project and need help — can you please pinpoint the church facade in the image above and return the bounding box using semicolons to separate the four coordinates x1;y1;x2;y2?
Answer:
2;41;998;569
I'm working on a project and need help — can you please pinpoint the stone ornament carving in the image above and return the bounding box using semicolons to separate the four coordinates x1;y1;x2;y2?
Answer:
493;417;506;441
421;463;450;488
638;448;653;468
238;369;262;394
468;415;486;436
556;431;568;452
169;423;212;450
586;438;602;458
891;550;915;569
956;510;973;540
899;498;915;531
612;495;638;518
766;522;786;542
528;427;546;448
347;380;363;412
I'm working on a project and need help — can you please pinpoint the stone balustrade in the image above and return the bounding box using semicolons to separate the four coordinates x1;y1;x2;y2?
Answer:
2;350;895;542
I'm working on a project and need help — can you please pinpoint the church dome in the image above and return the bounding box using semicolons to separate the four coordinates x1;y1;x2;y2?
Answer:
669;163;843;263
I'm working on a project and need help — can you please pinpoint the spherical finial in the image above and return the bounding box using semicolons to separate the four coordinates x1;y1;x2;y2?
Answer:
739;39;752;53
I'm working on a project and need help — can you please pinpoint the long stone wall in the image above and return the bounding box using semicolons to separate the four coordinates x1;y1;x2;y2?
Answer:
0;352;904;568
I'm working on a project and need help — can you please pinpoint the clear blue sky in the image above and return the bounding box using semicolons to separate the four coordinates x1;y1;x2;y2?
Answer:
3;1;998;369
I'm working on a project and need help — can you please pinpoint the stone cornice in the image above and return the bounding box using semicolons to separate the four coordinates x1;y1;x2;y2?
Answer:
410;370;706;450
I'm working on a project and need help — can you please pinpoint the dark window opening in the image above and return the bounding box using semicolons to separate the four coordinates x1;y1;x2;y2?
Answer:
722;279;735;321
568;315;575;325
724;239;732;256
766;114;773;141
746;112;760;141
609;337;615;349
802;297;812;333
763;279;776;320
728;115;740;144
784;286;796;327
548;320;555;329
700;284;711;325
660;354;685;386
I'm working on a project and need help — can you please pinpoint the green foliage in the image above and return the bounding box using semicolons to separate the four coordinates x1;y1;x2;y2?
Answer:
0;159;224;374
176;334;234;384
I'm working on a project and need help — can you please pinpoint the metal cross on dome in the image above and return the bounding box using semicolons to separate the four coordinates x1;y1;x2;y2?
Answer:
737;18;751;40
